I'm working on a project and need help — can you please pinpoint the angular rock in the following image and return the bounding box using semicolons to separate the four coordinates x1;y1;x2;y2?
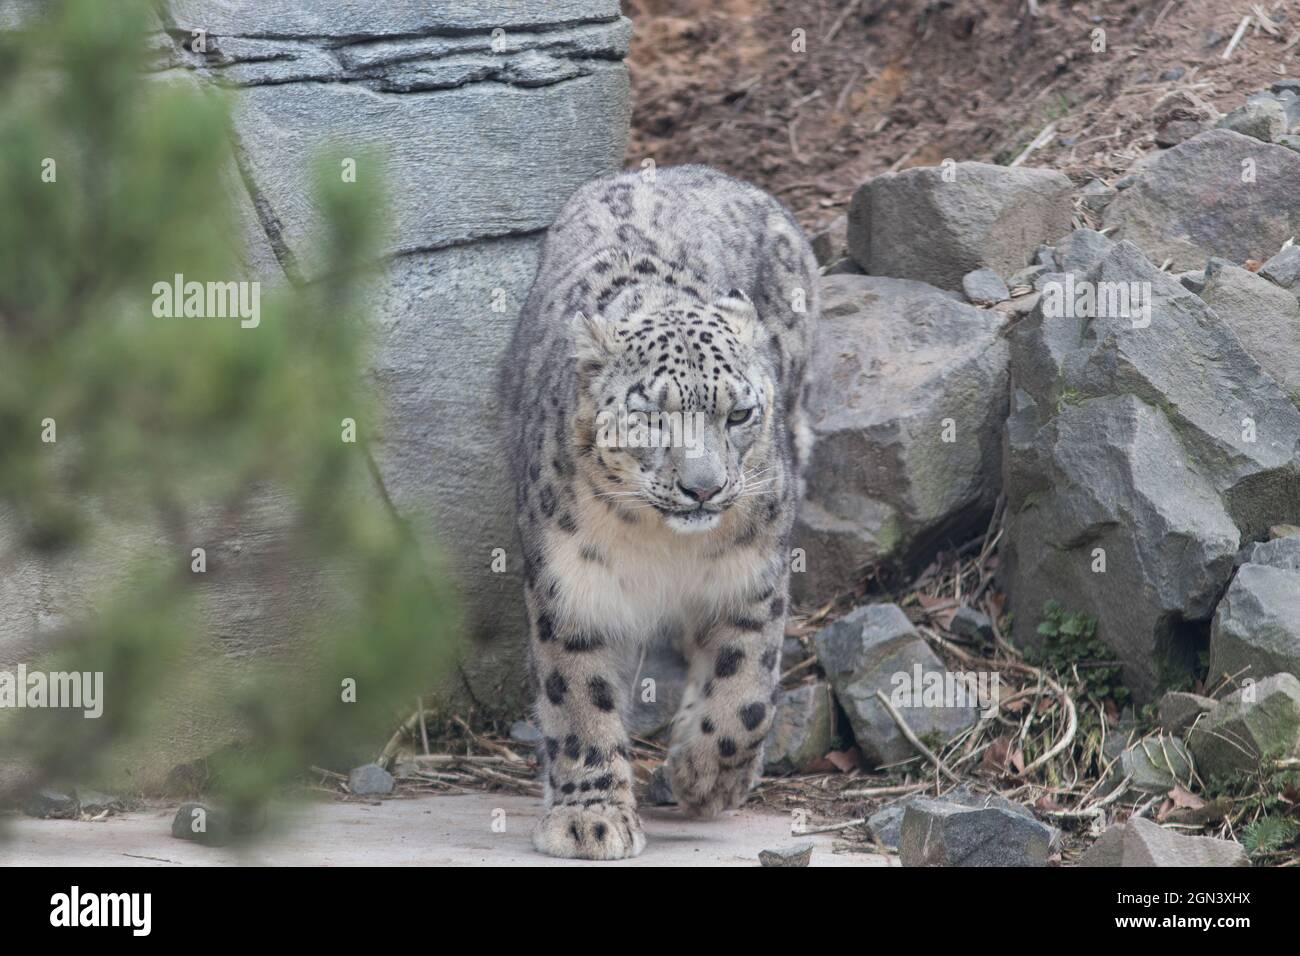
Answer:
170;803;234;847
1156;691;1218;735
347;762;395;796
795;275;1008;603
1003;393;1240;698
1217;96;1290;143
1259;244;1300;290
758;841;814;867
1243;534;1300;571
900;799;1059;867
1053;228;1114;275
848;162;1073;291
1003;239;1300;698
1186;673;1300;780
1198;259;1300;402
961;267;1009;305
23;789;76;820
763;682;835;775
1080;178;1117;212
1207;564;1300;686
867;784;1029;849
1079;817;1247;867
812;604;978;767
950;607;994;643
1103;130;1300;271
1118;735;1193;793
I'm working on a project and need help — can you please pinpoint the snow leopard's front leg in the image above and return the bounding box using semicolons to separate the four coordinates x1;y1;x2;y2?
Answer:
527;592;645;860
668;571;787;818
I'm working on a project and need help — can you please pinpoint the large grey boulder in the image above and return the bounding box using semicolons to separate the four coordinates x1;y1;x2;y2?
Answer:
1207;564;1300;686
848;162;1073;291
1103;130;1300;271
795;274;1008;603
1003;393;1239;698
1002;239;1300;699
1079;817;1247;867
812;604;978;767
1186;673;1300;780
1198;259;1300;403
900;799;1059;867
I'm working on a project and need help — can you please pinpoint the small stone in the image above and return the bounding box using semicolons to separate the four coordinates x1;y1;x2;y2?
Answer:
1186;673;1300;780
347;762;395;796
961;268;1010;305
758;841;814;867
1159;66;1185;82
1259;245;1300;290
509;720;543;744
950;607;994;642
1079;817;1247;867
1119;735;1193;793
1054;228;1115;274
1156;691;1217;735
170;803;234;847
900;799;1059;867
645;764;675;806
1080;178;1117;212
23;789;76;819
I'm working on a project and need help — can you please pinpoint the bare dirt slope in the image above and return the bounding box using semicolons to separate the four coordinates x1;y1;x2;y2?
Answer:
624;0;1295;231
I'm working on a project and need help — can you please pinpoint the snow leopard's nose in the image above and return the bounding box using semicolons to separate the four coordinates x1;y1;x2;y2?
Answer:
678;479;724;503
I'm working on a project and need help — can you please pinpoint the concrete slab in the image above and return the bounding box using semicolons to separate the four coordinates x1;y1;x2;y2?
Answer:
1;793;894;867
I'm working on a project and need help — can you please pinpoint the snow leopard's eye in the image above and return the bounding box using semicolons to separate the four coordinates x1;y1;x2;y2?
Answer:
726;407;755;427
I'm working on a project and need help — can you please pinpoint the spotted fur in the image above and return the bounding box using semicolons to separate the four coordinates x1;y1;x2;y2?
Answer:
499;165;818;859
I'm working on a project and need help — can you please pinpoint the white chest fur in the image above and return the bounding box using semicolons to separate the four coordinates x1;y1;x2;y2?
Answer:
543;494;771;643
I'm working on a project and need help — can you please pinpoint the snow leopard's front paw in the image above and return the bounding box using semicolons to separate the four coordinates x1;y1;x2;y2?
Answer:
532;803;646;860
667;733;761;819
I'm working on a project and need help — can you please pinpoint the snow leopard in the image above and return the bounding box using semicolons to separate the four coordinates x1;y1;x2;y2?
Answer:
498;165;818;859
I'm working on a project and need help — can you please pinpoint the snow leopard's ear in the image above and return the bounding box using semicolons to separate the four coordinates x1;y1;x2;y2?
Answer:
714;289;758;346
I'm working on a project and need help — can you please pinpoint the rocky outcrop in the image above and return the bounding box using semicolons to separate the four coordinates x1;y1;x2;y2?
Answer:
795;274;1007;603
1002;237;1300;699
847;162;1073;291
1102;129;1300;271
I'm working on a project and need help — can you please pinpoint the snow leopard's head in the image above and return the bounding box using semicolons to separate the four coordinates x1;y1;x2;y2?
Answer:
573;288;778;534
